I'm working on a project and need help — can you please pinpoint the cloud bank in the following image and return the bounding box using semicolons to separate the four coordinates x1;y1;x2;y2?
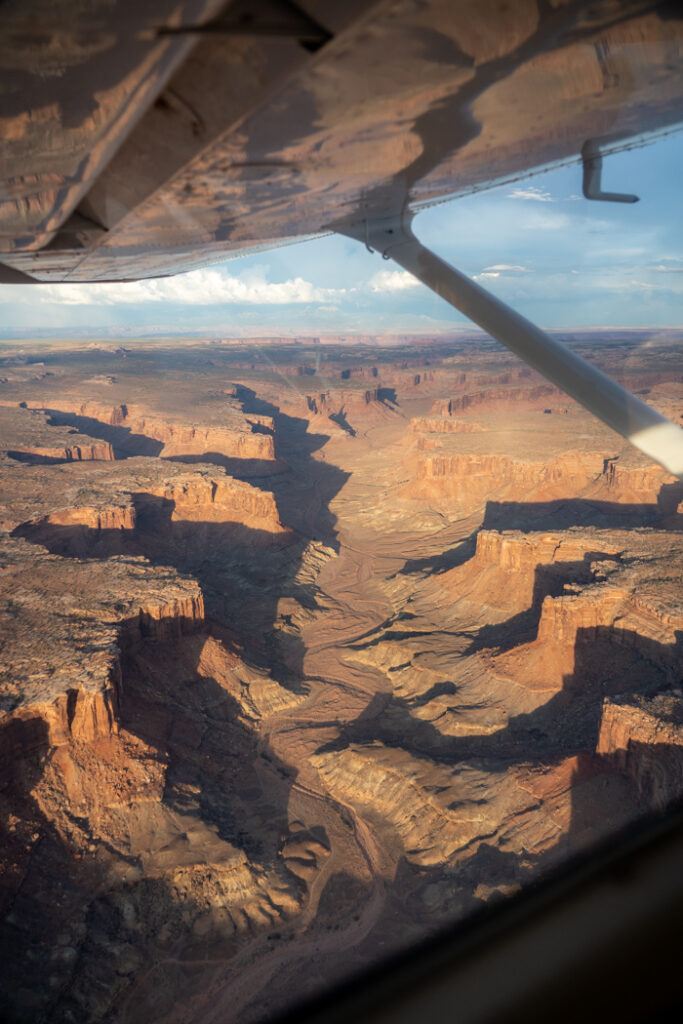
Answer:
368;269;419;293
31;268;346;306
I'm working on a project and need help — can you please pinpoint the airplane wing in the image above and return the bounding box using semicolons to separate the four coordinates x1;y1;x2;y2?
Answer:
1;0;682;283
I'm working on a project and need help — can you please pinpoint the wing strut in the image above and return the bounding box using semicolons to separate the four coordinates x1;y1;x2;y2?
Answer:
341;213;683;480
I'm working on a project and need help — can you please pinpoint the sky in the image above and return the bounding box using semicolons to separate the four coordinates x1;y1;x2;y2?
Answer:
1;131;682;338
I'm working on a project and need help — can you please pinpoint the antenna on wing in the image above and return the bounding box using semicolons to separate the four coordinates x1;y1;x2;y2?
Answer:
582;140;639;203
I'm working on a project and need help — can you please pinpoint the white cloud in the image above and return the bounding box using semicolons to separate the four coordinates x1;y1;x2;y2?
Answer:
651;258;683;273
481;264;528;273
474;263;529;282
368;269;419;293
1;267;347;307
507;185;554;202
0;264;425;309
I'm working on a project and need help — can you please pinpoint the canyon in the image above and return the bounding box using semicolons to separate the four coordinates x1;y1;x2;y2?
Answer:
0;331;681;1024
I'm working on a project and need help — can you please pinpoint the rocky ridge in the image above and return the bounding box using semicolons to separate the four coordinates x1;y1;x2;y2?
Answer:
0;405;114;463
4;396;276;464
0;342;682;1024
408;447;675;510
0;457;285;538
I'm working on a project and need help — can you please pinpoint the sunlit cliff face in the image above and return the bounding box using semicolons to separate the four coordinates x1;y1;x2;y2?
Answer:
0;333;682;1023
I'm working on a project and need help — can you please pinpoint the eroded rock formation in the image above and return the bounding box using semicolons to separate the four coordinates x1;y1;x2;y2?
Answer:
408;448;674;511
14;396;276;464
597;694;683;809
0;336;682;1024
0;532;306;1023
431;384;563;416
410;416;486;433
0;405;114;463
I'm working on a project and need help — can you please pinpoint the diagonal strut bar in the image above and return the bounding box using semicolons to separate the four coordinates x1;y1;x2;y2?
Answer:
341;213;683;480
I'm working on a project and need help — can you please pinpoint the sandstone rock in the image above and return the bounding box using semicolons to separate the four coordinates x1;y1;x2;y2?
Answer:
0;458;286;538
302;387;398;433
408;448;673;511
431;384;562;416
0;338;681;1024
0;405;114;463
0;536;204;756
410;417;486;433
597;693;683;810
16;395;275;463
312;742;574;868
490;531;683;692
437;528;624;620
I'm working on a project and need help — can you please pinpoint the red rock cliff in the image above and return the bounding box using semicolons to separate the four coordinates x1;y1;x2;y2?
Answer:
597;695;683;810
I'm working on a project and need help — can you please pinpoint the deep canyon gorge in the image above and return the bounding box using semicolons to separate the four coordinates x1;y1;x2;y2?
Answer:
0;332;682;1024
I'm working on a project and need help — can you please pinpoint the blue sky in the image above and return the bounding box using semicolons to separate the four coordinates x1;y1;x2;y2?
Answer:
1;131;682;338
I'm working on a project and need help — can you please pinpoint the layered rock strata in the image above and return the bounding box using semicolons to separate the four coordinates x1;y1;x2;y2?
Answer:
0;405;114;463
15;398;275;463
0;533;304;1023
597;694;683;810
431;384;563;416
0;536;204;757
303;388;398;431
409;449;673;509
410;417;485;433
0;459;285;539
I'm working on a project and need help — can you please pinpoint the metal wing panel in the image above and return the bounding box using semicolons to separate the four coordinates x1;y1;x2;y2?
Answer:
0;0;230;254
1;0;682;282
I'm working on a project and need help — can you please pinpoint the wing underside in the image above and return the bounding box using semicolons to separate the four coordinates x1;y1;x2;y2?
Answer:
1;0;682;283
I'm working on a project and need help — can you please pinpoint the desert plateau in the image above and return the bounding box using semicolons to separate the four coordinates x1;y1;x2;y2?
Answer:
1;330;682;1024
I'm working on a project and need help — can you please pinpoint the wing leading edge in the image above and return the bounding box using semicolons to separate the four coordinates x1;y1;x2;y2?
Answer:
1;0;682;282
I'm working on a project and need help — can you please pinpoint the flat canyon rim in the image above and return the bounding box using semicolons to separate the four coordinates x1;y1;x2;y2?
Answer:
0;333;682;1023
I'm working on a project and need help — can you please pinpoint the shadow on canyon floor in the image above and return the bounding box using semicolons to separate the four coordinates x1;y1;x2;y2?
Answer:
464;549;622;655
120;625;299;866
232;386;350;544
319;617;683;772
328;411;356;437
400;484;682;581
13;510;303;690
5;395;682;1020
46;409;164;457
0;611;307;1024
6;449;84;465
483;486;683;532
14;401;350;690
315;620;683;931
164;452;285;478
399;530;480;577
317;482;683;947
43;404;286;481
0;713;107;1021
8;398;350;1015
